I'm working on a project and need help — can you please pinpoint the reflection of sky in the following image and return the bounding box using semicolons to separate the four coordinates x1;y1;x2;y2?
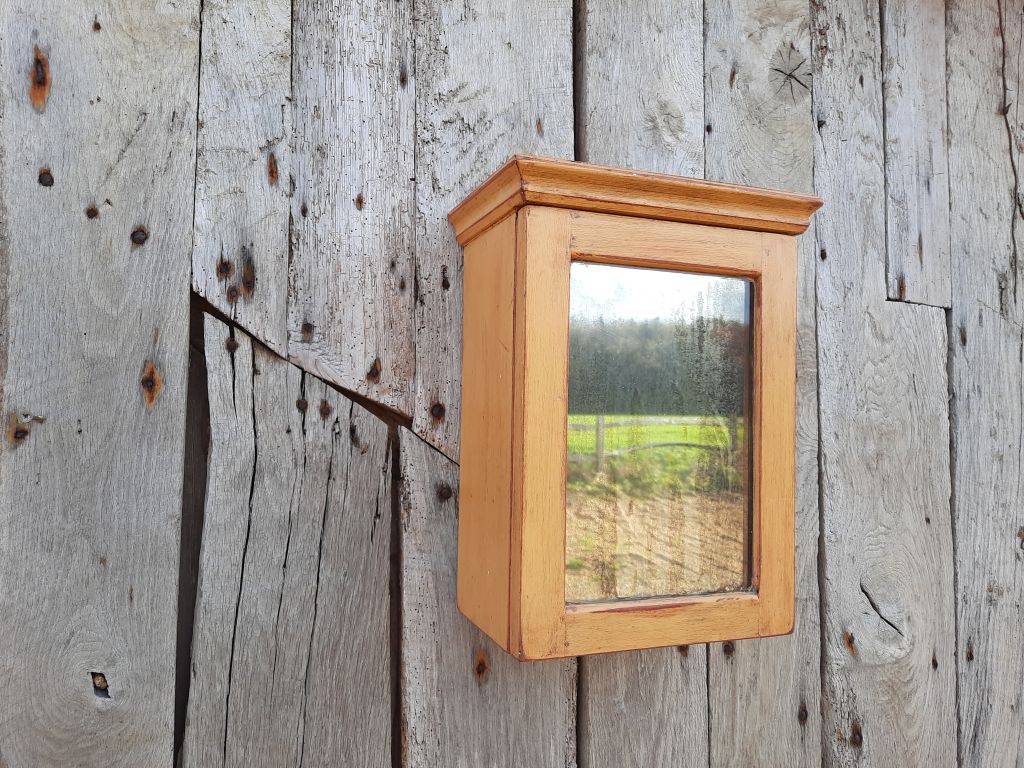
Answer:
569;262;750;323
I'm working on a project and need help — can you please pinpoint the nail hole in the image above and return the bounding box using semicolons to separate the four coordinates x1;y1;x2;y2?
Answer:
91;672;110;699
130;226;148;246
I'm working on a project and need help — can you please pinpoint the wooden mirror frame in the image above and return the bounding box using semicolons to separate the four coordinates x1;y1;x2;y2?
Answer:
451;156;822;660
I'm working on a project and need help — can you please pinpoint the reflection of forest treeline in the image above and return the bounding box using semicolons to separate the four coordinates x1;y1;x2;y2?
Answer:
568;314;750;419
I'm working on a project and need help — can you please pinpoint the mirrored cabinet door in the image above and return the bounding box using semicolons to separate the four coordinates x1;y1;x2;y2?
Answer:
565;261;755;604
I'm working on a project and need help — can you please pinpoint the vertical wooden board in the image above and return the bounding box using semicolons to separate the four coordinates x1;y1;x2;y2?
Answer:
298;390;392;767
881;0;951;308
578;648;706;766
412;0;573;459
811;0;957;764
947;1;1024;763
288;0;415;415
703;1;820;764
192;0;291;353
184;315;391;767
0;3;198;764
400;429;576;767
575;2;708;766
576;0;704;174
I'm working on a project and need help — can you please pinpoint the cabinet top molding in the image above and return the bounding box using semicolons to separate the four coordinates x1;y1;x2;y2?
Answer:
449;155;824;245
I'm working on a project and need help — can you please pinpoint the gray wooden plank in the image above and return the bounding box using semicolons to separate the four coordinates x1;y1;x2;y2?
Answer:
411;0;574;460
192;0;292;353
811;0;958;764
704;1;821;764
399;429;576;767
575;0;703;174
575;1;708;764
947;0;1024;763
0;2;199;763
183;314;391;768
881;0;951;308
287;0;416;416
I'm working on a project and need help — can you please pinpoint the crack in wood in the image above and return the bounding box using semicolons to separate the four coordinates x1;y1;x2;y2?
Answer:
860;580;905;638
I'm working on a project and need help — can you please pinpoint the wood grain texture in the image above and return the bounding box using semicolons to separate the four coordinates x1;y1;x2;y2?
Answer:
575;0;708;761
0;2;199;763
400;429;576;767
184;314;391;768
287;0;415;415
412;0;573;459
947;1;1024;763
811;0;958;764
881;0;951;308
704;1;821;764
192;0;292;353
576;0;703;176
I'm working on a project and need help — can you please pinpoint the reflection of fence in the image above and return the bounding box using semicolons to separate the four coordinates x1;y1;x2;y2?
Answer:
568;415;721;471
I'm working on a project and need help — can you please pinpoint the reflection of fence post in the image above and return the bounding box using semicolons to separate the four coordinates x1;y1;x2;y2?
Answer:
595;414;606;474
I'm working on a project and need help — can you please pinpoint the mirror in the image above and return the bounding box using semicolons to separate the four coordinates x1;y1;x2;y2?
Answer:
565;261;754;604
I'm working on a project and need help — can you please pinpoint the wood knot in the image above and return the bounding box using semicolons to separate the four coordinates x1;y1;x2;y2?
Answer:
472;648;490;683
849;720;863;749
225;336;239;353
722;641;735;657
441;265;450;290
436;483;453;502
240;251;256;299
301;320;315;342
366;357;381;383
38;167;54;187
267;152;279;186
91;671;110;699
296;398;308;413
843;630;857;657
354;192;364;210
85;205;100;219
5;412;42;447
797;701;808;725
966;640;974;662
140;361;162;410
216;258;234;281
30;46;50;112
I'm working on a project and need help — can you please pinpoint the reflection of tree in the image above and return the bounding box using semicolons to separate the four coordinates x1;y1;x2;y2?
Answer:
674;281;751;493
567;278;752;495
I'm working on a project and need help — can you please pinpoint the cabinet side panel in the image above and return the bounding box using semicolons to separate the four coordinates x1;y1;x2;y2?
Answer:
456;215;518;647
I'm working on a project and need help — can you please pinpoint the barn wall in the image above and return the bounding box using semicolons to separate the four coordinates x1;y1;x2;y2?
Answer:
0;0;1020;766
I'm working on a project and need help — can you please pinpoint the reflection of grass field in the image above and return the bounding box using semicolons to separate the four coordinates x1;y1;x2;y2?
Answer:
567;415;744;499
565;414;751;602
567;414;729;454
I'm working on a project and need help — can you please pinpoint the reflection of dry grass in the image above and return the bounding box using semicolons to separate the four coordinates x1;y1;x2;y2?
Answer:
565;491;749;603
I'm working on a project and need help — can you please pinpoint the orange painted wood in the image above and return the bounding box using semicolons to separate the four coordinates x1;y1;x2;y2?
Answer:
449;155;822;246
456;214;518;647
453;155;820;660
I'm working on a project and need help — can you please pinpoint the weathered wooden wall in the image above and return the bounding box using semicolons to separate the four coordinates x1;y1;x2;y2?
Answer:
0;0;1021;766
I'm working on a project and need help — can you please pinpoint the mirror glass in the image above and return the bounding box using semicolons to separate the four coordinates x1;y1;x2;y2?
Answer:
565;261;754;604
